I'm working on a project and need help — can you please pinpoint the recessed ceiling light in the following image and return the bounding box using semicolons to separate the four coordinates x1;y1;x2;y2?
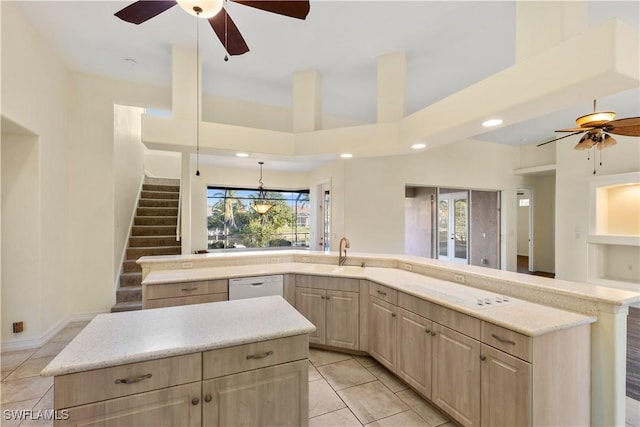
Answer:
411;143;426;149
482;119;503;127
235;152;249;158
340;153;353;158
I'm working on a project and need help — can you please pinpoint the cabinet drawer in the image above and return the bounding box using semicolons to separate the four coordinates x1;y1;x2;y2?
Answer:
481;322;531;362
203;334;309;379
434;304;480;340
295;275;360;292
369;282;398;305
145;293;228;309
54;353;202;409
145;279;227;300
398;292;435;320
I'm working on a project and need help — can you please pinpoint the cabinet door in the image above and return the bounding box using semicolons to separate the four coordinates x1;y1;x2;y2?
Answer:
480;344;531;427
202;360;308;427
432;323;480;427
325;290;359;350
369;297;397;371
397;308;432;398
58;382;201;427
295;287;326;344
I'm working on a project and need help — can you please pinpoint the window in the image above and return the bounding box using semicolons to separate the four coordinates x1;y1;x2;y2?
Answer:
207;187;310;250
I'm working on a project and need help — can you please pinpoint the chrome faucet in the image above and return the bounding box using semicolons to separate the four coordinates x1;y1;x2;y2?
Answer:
338;237;350;266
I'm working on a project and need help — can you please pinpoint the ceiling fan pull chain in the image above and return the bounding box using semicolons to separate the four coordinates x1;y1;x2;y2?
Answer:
224;0;229;62
593;147;597;175
195;11;201;176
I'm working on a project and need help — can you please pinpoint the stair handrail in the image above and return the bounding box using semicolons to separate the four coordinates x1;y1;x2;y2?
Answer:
176;181;182;243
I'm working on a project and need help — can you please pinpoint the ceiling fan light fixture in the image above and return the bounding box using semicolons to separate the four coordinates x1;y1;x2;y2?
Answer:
598;134;617;150
177;0;223;18
575;111;616;128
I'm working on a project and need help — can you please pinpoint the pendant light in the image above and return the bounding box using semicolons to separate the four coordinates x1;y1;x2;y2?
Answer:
252;162;273;215
193;6;203;176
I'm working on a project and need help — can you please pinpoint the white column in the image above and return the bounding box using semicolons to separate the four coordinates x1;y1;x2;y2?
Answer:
377;52;407;123
171;45;200;121
591;304;628;426
293;70;322;132
516;1;588;62
180;152;192;255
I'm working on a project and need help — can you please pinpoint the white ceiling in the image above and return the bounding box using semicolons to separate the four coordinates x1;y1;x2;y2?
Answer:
11;0;640;171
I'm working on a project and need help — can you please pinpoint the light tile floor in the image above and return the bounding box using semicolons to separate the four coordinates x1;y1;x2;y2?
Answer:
1;323;638;427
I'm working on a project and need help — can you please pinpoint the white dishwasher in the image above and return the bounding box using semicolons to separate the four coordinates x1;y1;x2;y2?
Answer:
228;275;284;300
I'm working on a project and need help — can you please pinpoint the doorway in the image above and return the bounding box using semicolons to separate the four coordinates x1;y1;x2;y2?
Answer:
516;189;533;272
437;191;468;263
316;181;331;252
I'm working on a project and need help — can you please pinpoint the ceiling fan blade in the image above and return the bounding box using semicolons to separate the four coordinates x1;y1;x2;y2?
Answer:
555;127;593;133
209;9;250;56
604;117;640;137
232;0;310;19
537;130;586;147
115;1;177;24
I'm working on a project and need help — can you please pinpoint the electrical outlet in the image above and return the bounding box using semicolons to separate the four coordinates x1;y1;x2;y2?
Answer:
182;262;193;269
270;258;280;264
404;263;413;271
13;321;24;333
454;274;465;283
301;256;310;263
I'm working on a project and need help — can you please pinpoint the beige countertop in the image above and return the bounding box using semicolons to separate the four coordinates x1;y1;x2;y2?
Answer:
42;296;315;376
142;261;597;337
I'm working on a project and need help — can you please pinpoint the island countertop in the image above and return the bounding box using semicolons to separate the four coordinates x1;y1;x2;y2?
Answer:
41;296;316;377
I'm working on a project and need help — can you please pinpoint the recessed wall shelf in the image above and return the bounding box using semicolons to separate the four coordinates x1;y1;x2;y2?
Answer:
587;172;640;290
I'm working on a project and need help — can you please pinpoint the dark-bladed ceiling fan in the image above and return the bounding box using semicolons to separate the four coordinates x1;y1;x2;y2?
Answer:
537;100;640;173
114;0;310;57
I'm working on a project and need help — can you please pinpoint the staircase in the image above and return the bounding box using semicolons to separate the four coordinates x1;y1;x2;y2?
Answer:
111;177;181;312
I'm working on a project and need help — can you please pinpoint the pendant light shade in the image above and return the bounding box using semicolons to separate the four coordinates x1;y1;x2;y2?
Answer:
252;162;273;215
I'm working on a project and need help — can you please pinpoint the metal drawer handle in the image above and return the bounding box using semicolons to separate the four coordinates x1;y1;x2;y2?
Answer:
251;282;264;286
480;355;487;361
115;373;152;384
425;329;431;334
391;313;396;317
431;331;436;336
491;333;516;346
181;287;198;292
191;397;200;406
204;394;212;403
246;350;273;360
377;290;387;296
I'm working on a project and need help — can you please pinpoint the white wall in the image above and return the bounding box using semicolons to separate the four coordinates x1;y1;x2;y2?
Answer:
144;149;181;179
114;105;146;281
555;134;640;282
532;174;555;273
1;1;71;343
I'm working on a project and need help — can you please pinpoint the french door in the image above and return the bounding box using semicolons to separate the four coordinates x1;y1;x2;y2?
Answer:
438;192;468;263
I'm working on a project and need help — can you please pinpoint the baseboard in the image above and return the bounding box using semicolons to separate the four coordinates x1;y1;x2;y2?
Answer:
115;174;146;290
0;310;107;352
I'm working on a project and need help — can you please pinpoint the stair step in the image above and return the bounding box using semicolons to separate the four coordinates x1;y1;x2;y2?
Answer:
139;198;179;208
120;272;142;287
116;286;141;303
123;260;141;273
132;225;177;236
143;184;180;193
144;177;180;186
129;236;179;247
137;207;178;217
127;246;182;259
141;191;179;200
134;216;177;226
111;301;142;313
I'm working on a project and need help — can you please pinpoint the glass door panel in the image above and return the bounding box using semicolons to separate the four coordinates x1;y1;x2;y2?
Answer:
438;192;468;263
438;199;450;259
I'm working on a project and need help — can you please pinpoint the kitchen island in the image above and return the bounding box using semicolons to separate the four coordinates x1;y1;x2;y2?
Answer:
138;250;639;427
41;296;316;427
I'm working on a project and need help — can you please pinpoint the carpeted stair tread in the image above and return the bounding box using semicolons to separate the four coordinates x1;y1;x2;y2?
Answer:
116;286;142;303
111;301;142;312
129;236;179;247
127;246;182;259
135;216;178;226
123;260;141;273
137;207;179;216
138;198;179;208
141;190;179;200
144;177;180;186
120;272;142;287
142;184;180;193
132;225;177;236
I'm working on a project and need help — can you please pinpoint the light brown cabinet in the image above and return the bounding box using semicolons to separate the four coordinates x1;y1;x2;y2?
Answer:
54;335;309;427
296;287;359;350
396;307;433;398
432;323;481;427
143;279;228;309
295;275;360;350
369;297;397;371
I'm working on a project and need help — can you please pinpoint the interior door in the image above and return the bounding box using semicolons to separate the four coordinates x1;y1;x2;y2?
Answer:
438;192;468;263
